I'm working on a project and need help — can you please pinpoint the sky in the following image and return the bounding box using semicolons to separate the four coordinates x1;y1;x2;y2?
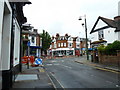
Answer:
23;0;120;40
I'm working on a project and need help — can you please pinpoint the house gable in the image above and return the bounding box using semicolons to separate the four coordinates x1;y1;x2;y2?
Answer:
90;16;117;34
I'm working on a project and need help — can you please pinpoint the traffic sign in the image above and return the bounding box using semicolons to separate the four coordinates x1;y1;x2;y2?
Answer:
27;41;30;46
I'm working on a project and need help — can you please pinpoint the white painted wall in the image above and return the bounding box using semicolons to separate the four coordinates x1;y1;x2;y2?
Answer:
118;32;120;40
0;0;4;71
118;1;120;41
13;19;20;66
90;32;98;42
104;28;116;44
0;1;4;89
1;1;12;70
90;27;119;44
118;1;120;15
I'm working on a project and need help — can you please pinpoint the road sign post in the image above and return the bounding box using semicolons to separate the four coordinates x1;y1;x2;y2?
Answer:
27;41;30;69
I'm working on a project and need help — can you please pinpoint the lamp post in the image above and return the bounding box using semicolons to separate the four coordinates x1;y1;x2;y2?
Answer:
78;15;89;60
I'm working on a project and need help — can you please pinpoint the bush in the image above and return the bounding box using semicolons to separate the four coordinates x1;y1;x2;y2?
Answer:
112;40;120;50
97;45;106;54
98;40;120;55
105;40;120;55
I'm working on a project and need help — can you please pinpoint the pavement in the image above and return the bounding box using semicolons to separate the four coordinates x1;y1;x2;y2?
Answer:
11;56;120;89
74;55;120;74
11;64;55;90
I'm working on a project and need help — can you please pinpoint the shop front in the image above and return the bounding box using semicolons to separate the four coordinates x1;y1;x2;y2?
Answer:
52;48;75;57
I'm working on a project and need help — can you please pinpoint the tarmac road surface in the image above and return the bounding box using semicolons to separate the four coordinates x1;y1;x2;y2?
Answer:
43;57;119;89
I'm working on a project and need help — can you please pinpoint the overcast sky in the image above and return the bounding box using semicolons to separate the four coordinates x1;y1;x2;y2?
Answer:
23;0;120;39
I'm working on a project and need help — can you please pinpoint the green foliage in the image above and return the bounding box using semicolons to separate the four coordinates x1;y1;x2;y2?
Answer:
111;40;120;50
97;45;106;52
97;45;106;55
40;30;52;55
105;44;114;55
99;40;120;55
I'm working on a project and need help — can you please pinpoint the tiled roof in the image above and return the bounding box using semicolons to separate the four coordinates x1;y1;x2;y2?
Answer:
8;0;31;4
90;16;120;34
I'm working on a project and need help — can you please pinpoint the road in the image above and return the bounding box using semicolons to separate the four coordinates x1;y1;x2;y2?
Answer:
43;57;119;88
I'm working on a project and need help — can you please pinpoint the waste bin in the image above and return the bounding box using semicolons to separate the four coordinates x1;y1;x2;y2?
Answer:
91;55;93;62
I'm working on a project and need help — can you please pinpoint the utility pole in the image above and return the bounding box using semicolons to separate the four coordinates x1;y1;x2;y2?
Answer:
78;15;89;60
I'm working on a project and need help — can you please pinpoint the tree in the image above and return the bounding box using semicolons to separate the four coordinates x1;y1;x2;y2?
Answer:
40;30;52;55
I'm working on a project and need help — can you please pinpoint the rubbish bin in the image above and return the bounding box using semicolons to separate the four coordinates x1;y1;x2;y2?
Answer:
96;55;99;63
91;55;93;62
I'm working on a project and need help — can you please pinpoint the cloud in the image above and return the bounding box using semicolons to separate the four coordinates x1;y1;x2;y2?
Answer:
24;0;119;37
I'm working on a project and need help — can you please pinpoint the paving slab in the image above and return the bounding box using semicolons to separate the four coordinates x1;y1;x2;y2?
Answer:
15;74;38;82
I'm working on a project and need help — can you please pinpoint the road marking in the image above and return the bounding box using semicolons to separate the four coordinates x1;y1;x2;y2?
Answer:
51;61;57;63
46;72;57;89
60;64;72;69
94;66;120;74
50;72;65;90
75;60;120;74
106;80;113;84
54;64;60;65
46;64;53;66
90;74;95;77
39;68;45;72
61;60;64;62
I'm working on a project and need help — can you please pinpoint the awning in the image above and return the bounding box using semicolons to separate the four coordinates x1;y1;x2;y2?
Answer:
30;46;42;49
91;40;107;44
88;48;93;50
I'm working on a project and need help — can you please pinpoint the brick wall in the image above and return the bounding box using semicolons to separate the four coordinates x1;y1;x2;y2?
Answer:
73;41;76;48
98;50;120;65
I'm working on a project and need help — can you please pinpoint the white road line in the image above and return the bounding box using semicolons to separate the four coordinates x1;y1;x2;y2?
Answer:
46;72;57;89
106;80;114;84
46;64;53;66
50;72;65;89
54;64;60;65
61;60;64;62
60;64;72;69
51;61;57;63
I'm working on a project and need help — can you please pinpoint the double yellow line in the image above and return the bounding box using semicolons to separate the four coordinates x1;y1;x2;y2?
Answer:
94;66;120;74
88;63;120;74
75;60;120;74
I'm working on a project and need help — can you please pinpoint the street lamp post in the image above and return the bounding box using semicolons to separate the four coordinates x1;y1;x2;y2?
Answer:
78;15;89;60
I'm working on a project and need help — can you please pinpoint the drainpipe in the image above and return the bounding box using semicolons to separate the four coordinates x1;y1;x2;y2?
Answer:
19;23;22;72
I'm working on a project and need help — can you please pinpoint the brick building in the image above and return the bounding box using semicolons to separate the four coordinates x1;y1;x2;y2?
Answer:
22;27;42;57
49;33;89;57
